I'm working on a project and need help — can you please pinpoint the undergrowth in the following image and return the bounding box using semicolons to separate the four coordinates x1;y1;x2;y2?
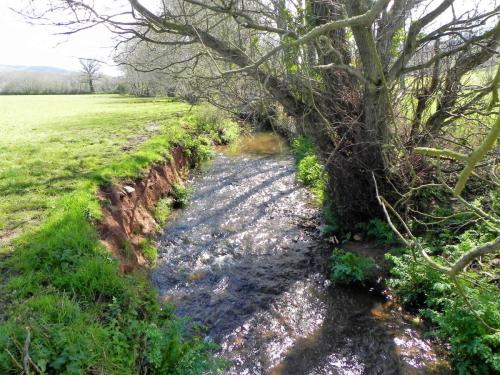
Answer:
329;249;375;285
154;196;174;227
291;137;378;286
387;222;500;374
354;219;396;245
171;183;191;209
290;135;499;374
291;136;327;205
0;101;239;374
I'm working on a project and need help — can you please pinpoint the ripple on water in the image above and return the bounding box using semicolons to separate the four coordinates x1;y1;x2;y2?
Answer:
152;133;450;375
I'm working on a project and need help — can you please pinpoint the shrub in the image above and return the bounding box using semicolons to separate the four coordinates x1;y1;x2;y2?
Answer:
387;228;500;374
195;106;240;145
366;218;397;244
171;183;190;208
155;196;174;226
329;249;375;285
218;119;240;144
291;136;327;204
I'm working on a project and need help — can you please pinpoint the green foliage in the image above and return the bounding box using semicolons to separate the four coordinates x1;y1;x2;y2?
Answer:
142;317;225;374
154;196;174;226
140;239;159;266
365;218;397;244
329;249;375;285
0;96;231;374
291;136;314;160
352;219;397;244
390;27;405;58
291;136;327;204
171;183;191;209
183;106;240;164
386;250;450;310
387;227;500;374
194;105;240;145
321;203;339;235
297;155;323;187
218;119;240;144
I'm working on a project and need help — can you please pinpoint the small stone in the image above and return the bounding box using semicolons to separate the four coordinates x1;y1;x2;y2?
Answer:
146;122;160;132
123;186;135;194
199;252;211;263
353;233;363;241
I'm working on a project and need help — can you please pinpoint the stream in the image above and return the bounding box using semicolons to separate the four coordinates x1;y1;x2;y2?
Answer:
151;133;450;375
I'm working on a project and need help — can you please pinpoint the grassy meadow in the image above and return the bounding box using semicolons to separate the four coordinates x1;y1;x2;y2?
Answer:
0;94;238;374
0;95;192;248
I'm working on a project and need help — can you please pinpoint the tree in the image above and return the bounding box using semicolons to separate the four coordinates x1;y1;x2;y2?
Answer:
79;58;100;94
22;0;499;228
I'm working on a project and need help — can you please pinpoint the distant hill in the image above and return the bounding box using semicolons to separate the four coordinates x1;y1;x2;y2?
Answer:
0;64;71;74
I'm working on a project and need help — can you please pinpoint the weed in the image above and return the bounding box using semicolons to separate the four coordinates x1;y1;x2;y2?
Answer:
366;219;397;245
291;136;327;205
195;106;240;145
387;226;500;374
329;249;375;285
171;183;191;208
139;240;158;266
154;196;174;227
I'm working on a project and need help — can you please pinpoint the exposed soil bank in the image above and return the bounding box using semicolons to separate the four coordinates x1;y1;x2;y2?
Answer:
98;146;190;272
0;255;12;322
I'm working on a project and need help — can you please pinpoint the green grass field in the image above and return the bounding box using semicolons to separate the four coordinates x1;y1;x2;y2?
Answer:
0;95;190;247
0;95;238;374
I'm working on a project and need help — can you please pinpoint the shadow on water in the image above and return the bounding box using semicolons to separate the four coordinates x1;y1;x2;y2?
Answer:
152;133;450;374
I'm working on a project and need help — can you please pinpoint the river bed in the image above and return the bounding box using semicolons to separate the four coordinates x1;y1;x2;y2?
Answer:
152;133;450;375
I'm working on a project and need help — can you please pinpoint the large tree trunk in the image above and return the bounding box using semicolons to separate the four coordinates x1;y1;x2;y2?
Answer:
294;0;390;229
301;97;389;229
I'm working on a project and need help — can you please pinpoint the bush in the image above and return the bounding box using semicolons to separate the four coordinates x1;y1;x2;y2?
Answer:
195;106;240;145
155;196;174;226
387;228;500;374
329;249;375;285
171;183;190;208
291;136;327;204
366;219;397;244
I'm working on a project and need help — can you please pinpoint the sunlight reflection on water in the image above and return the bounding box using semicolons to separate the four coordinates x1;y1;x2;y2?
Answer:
153;132;450;375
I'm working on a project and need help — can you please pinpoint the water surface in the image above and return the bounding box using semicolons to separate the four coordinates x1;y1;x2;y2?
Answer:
152;133;449;374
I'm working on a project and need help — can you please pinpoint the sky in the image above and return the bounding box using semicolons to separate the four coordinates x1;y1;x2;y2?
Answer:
0;0;121;75
0;0;495;76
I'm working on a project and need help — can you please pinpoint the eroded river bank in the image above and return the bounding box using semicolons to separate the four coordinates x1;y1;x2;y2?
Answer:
152;133;450;375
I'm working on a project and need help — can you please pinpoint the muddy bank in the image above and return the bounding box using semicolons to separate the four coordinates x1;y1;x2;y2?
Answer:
0;255;12;322
98;146;190;272
152;133;451;374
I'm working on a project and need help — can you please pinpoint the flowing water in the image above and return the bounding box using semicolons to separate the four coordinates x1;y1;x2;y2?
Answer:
152;133;450;375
